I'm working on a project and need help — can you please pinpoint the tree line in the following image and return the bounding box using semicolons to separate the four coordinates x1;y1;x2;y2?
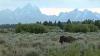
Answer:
0;19;100;33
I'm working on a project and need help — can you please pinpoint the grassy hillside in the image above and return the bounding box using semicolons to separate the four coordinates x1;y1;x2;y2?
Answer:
0;32;100;56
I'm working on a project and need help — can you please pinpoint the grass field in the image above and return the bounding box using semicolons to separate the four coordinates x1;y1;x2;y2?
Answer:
0;32;100;56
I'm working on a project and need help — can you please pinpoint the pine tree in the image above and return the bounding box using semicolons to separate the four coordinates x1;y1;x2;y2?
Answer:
67;19;71;24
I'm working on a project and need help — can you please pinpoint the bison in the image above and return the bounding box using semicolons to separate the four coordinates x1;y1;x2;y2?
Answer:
59;35;81;44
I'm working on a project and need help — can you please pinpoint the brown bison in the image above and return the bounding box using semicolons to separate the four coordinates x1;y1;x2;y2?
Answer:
59;35;80;44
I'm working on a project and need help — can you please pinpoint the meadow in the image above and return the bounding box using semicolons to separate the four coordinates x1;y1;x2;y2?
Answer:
0;32;100;56
0;19;99;56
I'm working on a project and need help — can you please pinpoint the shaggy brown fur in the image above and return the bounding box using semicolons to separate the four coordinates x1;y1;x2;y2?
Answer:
59;35;78;44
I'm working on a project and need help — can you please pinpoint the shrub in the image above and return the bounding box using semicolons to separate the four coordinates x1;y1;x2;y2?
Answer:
45;26;60;32
88;24;99;32
76;24;90;33
94;20;100;29
15;23;48;33
15;23;23;33
26;51;39;56
63;24;77;32
64;24;98;33
29;24;48;33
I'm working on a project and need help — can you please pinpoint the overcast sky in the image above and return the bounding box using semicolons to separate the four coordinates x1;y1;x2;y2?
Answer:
0;0;100;15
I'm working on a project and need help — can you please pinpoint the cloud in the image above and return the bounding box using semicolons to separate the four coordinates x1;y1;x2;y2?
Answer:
0;0;33;10
0;0;100;10
40;8;100;15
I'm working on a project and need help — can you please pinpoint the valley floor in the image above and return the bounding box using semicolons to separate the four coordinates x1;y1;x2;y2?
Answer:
0;32;100;56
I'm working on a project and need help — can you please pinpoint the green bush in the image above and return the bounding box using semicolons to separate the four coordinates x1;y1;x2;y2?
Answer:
26;51;39;56
15;23;23;33
63;24;76;32
76;24;90;33
45;26;60;32
15;23;48;33
95;20;100;29
64;24;98;33
88;24;99;32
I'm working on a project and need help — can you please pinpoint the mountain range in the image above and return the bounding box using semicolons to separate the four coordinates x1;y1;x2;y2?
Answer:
0;4;100;24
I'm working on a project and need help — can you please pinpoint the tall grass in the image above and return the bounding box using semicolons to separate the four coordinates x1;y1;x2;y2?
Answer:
0;32;100;56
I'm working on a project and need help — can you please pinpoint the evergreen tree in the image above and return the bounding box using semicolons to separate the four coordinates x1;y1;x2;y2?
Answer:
57;21;63;29
82;19;94;24
95;20;100;29
67;19;71;24
54;21;57;26
48;21;53;26
43;21;48;25
36;21;41;24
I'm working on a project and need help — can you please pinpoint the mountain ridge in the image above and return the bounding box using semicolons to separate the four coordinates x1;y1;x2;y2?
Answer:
0;4;100;24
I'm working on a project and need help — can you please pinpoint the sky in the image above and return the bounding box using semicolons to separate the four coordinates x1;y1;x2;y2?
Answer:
0;0;100;15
